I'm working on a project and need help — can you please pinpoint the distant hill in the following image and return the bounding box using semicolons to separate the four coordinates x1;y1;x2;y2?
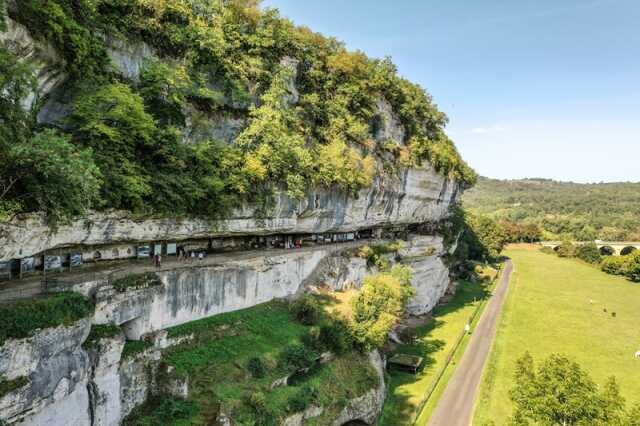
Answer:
462;177;640;241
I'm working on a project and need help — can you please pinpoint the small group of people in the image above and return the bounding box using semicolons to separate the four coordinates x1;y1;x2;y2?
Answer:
177;247;205;263
153;253;162;268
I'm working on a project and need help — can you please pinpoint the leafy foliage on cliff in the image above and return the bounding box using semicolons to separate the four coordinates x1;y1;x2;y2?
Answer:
1;0;474;223
463;177;640;241
350;265;415;350
0;292;93;344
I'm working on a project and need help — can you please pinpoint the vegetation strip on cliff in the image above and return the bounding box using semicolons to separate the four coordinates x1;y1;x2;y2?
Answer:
0;292;93;344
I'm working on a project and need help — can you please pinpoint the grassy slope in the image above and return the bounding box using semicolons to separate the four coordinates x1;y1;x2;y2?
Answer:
379;279;491;425
127;301;378;425
474;249;640;425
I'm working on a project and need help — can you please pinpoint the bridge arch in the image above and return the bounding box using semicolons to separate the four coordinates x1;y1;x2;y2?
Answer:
621;246;637;256
599;245;615;256
341;421;369;426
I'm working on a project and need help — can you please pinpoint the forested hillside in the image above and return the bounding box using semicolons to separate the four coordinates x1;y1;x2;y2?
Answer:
0;0;474;225
463;177;640;241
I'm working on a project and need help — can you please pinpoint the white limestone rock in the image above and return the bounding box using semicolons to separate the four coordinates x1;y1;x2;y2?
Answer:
105;36;156;82
0;319;92;425
373;97;406;145
87;332;126;426
0;165;459;262
0;16;66;111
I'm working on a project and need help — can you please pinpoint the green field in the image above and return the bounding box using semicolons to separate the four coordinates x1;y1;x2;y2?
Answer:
474;249;640;424
379;279;492;425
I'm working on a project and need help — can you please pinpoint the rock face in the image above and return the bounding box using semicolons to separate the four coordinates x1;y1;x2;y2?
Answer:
0;166;458;262
0;233;450;425
0;319;92;425
332;351;387;426
91;236;448;338
87;333;126;426
0;16;66;112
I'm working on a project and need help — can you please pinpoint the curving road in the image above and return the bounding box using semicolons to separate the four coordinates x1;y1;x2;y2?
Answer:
427;260;514;426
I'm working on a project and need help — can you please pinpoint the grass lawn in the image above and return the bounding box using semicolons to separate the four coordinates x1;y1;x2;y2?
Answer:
379;278;492;425
474;249;640;425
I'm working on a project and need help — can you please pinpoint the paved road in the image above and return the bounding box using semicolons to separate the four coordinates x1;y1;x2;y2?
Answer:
427;260;514;426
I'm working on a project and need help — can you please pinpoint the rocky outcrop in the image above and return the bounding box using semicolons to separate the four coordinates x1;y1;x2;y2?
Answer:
87;333;126;426
118;347;161;420
332;351;387;426
373;97;405;145
0;165;458;262
105;36;156;82
0;319;92;425
0;16;66;112
400;235;451;315
0;232;447;424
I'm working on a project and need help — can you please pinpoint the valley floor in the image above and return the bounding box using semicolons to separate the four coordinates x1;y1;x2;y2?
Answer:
379;279;492;425
474;248;640;424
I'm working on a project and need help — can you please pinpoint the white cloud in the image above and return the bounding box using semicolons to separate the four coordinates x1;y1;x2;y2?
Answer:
471;125;509;134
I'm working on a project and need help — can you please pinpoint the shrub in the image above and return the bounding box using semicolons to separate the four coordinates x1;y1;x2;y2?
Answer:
279;343;317;371
290;295;321;325
0;375;28;398
622;251;640;282
349;266;415;350
112;273;162;292
82;324;121;350
247;357;266;378
601;256;627;276
539;246;556;255
300;327;322;351
287;384;319;413
0;292;93;345
247;391;275;423
121;340;153;359
319;320;353;354
575;243;601;264
556;241;575;258
123;396;199;425
356;241;405;270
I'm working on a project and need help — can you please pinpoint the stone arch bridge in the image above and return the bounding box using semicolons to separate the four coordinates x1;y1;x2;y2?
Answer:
541;241;640;256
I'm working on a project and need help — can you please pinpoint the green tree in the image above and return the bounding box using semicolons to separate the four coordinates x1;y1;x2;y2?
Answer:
68;83;156;211
350;265;414;350
8;130;101;224
509;353;628;425
575;242;601;264
601;256;627;276
556;240;575;258
622;251;640;282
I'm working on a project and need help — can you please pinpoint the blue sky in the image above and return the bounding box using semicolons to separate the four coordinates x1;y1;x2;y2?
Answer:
262;0;640;183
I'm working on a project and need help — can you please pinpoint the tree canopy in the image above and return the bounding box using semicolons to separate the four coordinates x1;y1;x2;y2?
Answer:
464;177;640;241
0;0;475;224
509;352;637;425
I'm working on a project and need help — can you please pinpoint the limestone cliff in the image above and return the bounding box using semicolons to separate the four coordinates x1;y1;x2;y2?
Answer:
0;6;468;425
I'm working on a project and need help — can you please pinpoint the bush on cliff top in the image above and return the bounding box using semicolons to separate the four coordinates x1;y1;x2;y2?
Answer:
0;292;93;344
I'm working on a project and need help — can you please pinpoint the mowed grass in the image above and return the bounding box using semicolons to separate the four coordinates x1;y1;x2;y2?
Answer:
474;249;640;425
379;279;491;425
